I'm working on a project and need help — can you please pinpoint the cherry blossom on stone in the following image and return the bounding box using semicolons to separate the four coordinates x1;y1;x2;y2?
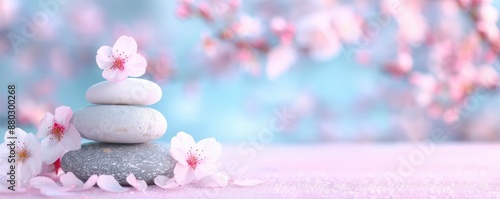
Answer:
95;35;148;82
170;132;222;185
36;106;81;164
0;128;42;185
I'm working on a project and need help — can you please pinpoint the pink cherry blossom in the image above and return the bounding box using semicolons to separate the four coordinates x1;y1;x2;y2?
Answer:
271;16;295;44
36;106;81;164
170;132;222;185
95;35;147;82
475;65;498;88
0;128;42;184
295;11;341;61
266;44;297;80
231;15;262;38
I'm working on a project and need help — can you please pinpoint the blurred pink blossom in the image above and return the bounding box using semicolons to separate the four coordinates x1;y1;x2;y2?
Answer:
295;11;341;61
266;44;296;80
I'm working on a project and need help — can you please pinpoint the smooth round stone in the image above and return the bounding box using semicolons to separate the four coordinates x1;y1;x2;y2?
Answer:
86;78;162;105
72;105;167;143
61;142;175;185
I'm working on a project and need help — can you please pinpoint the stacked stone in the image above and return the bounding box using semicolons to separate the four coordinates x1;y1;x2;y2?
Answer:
61;78;175;185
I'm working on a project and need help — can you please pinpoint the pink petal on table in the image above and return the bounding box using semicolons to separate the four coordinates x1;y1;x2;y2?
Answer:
30;176;74;197
61;172;97;191
97;175;129;192
126;173;147;192
81;175;99;190
60;172;83;187
154;175;179;189
233;179;263;187
196;172;229;188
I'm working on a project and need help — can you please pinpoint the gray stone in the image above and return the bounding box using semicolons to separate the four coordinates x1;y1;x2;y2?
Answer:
61;142;175;185
72;105;167;143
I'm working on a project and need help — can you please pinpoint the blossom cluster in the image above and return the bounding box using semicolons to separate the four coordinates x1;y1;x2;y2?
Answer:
177;0;500;125
0;106;81;191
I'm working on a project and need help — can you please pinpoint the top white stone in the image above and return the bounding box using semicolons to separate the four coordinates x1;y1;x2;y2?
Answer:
86;78;162;105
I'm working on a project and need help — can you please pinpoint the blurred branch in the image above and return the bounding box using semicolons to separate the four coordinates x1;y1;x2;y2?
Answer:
456;0;500;56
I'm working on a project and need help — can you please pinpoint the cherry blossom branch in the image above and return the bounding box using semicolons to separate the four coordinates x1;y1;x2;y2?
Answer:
456;0;500;60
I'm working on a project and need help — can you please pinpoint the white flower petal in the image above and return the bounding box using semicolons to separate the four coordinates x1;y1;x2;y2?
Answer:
102;68;128;82
154;175;179;189
170;148;188;166
196;172;229;188
233;179;263;187
7;128;27;141
171;132;196;149
96;46;114;70
0;143;8;162
18;162;34;183
60;124;81;151
24;134;42;176
54;106;73;127
97;175;129;192
36;113;54;139
196;138;221;163
41;138;64;164
112;35;138;59
124;54;147;77
194;162;217;180
174;163;196;186
60;172;84;187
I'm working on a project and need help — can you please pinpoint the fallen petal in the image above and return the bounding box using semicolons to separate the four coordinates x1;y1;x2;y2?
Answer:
233;179;263;187
196;172;229;188
154;175;179;189
60;172;84;187
80;175;98;190
30;176;74;197
61;172;97;191
126;173;147;192
97;175;129;192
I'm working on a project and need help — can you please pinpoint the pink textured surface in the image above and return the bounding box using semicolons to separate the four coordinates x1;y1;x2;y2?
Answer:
5;144;500;198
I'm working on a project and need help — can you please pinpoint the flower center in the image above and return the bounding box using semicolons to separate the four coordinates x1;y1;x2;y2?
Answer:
112;58;125;71
51;122;66;141
17;148;30;163
187;155;198;169
186;147;207;170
